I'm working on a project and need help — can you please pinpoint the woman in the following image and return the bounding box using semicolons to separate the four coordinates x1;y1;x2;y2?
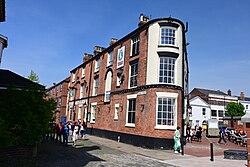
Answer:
72;123;79;147
174;126;181;153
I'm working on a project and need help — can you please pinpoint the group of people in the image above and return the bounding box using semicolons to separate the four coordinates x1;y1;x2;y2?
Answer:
50;120;87;146
186;125;203;143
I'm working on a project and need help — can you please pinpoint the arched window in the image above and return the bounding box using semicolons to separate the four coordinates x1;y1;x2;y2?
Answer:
105;70;112;102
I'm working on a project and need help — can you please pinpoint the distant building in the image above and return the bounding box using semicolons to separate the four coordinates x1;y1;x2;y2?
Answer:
46;77;70;124
189;88;249;128
65;15;189;149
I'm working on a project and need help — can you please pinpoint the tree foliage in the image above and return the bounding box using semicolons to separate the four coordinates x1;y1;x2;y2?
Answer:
0;88;56;148
225;102;245;117
27;70;39;83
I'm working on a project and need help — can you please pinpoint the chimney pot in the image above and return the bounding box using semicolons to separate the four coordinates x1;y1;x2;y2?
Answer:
227;89;232;96
83;53;93;63
240;92;245;100
138;14;149;27
110;38;118;46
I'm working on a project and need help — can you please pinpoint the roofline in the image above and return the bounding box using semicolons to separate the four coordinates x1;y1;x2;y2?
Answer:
70;17;187;73
46;76;70;90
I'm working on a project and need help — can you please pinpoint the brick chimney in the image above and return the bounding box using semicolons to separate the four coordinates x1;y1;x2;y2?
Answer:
109;38;118;46
83;53;93;63
93;46;105;56
227;89;232;96
240;92;245;100
138;14;149;27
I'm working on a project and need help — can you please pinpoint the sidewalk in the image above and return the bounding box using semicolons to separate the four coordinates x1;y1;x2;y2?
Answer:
86;135;247;167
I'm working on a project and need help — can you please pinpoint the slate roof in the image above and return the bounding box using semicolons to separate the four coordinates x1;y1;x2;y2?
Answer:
192;88;228;96
0;69;45;90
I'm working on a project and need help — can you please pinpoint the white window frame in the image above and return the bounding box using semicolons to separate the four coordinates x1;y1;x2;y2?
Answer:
95;58;100;72
90;102;97;123
125;94;137;127
72;73;76;82
159;57;176;84
131;36;140;56
82;67;86;78
78;106;82;120
160;26;176;46
93;77;98;96
107;51;113;66
129;62;138;88
60;84;63;92
104;71;112;102
80;84;84;99
155;92;178;130
114;103;119;120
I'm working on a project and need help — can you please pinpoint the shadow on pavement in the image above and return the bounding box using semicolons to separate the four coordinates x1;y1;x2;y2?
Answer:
34;140;104;167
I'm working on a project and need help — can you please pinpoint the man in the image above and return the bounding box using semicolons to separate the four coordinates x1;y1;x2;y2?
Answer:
218;127;227;144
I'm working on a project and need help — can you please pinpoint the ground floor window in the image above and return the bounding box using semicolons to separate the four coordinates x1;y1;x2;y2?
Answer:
90;103;97;123
155;92;178;130
126;94;137;127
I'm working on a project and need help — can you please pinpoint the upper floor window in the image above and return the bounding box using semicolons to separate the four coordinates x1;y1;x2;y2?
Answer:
211;110;217;117
129;62;138;88
159;57;175;84
218;110;224;117
105;71;112;102
160;27;176;45
95;58;100;72
72;73;76;82
107;51;113;66
80;84;84;99
202;108;206;115
131;36;140;56
82;67;86;78
60;84;63;92
93;77;99;96
246;105;248;110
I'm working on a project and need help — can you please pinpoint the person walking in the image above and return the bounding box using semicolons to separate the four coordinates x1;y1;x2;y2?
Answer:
62;124;69;146
55;122;63;143
72;122;79;147
174;126;181;153
218;127;227;144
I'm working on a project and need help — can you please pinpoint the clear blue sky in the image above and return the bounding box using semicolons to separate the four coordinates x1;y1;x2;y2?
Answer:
1;0;250;96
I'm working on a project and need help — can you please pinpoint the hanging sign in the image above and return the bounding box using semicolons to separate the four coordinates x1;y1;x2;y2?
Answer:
117;46;125;69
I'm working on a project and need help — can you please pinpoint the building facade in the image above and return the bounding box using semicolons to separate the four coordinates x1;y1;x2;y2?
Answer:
46;77;70;124
64;15;189;149
189;88;249;129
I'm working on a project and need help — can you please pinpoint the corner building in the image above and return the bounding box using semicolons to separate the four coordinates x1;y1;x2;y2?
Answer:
67;15;189;149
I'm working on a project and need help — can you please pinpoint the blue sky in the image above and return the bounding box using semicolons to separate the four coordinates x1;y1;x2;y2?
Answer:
1;0;250;96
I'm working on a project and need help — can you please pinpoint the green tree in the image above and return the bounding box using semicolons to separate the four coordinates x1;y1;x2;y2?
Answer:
0;88;56;149
225;102;245;128
27;70;39;83
225;102;245;117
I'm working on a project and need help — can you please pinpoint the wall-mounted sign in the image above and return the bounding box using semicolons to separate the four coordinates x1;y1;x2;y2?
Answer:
117;46;125;69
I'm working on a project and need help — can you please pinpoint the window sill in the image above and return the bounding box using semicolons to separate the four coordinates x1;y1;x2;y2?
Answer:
125;123;135;128
158;45;179;49
81;76;85;79
90;121;95;124
106;64;113;68
155;125;176;130
130;53;139;58
114;118;118;121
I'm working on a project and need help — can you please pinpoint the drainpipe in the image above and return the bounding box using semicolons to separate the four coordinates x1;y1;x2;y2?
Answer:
86;60;93;130
181;22;188;155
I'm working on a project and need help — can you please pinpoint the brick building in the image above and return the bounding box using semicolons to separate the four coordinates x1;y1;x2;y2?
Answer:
66;15;189;149
46;77;70;124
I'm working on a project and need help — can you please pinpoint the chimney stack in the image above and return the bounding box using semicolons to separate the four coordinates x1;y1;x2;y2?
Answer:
227;89;232;96
240;92;245;100
83;53;93;63
93;46;105;56
138;14;149;27
109;38;118;46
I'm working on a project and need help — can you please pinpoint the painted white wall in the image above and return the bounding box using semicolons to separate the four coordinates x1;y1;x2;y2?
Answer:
189;97;210;127
146;20;184;87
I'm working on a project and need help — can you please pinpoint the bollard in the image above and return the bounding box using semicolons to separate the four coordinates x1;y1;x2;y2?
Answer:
210;143;214;161
181;137;184;155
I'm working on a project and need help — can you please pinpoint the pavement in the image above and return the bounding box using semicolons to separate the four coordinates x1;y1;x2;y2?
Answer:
86;134;248;167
